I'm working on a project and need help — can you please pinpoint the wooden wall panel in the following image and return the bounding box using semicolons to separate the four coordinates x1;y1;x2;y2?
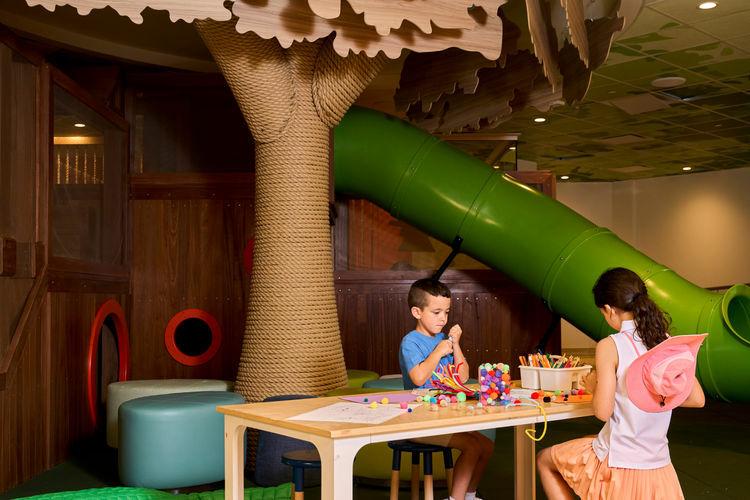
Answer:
129;198;253;381
0;304;46;493
336;270;560;380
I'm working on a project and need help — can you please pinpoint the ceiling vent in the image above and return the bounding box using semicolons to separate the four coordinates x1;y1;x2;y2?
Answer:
606;93;674;115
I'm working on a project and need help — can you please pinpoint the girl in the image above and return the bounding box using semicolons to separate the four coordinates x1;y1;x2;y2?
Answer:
536;267;706;500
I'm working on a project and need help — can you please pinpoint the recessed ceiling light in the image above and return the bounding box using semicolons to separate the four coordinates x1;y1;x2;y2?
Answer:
682;166;692;171
533;117;546;123
509;146;516;150
698;2;717;10
74;123;86;127
650;76;687;88
560;175;569;180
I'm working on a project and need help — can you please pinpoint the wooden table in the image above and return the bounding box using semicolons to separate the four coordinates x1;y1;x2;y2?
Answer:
218;393;593;500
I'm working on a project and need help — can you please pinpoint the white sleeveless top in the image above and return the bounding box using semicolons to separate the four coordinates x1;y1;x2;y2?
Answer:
591;320;672;469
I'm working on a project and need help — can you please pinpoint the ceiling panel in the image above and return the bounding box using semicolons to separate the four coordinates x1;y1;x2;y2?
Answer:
486;1;750;182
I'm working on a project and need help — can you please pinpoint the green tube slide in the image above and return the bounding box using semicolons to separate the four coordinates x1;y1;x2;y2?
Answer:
334;106;750;403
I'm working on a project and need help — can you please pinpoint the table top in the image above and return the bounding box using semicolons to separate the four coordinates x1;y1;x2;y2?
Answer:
217;391;593;440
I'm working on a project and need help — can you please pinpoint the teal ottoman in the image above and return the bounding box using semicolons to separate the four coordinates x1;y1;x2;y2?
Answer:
119;391;245;489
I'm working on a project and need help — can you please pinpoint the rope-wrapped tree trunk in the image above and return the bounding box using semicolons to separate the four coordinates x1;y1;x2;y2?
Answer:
195;20;386;464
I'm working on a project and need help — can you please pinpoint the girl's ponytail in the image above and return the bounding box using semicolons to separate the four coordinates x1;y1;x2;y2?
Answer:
630;291;670;349
593;267;670;349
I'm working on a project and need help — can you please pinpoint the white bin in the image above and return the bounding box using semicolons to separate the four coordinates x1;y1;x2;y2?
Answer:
519;365;592;392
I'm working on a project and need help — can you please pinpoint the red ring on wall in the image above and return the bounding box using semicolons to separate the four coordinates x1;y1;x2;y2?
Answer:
243;237;254;276
87;300;130;426
164;309;222;366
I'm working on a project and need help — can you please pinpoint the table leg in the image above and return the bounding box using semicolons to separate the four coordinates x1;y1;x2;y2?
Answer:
315;437;368;500
224;416;246;500
514;424;536;500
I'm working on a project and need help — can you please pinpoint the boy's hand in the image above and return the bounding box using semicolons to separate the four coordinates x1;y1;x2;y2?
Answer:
436;339;454;357
448;324;462;344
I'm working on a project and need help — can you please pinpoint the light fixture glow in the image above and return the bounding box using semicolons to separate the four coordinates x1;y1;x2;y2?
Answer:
533;117;546;123
74;123;86;128
560;175;569;180
492;165;500;169
682;166;692;171
651;76;687;88
698;2;717;10
509;146;516;150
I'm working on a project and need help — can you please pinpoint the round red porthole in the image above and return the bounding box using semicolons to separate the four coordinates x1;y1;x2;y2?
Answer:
87;300;130;426
164;309;222;366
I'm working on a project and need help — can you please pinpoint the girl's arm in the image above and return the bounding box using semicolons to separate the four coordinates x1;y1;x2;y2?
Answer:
591;337;618;422
680;376;705;408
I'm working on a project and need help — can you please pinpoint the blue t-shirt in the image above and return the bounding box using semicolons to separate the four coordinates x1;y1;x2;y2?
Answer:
399;330;454;390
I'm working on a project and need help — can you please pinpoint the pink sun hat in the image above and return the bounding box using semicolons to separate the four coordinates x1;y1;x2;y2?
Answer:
626;333;708;413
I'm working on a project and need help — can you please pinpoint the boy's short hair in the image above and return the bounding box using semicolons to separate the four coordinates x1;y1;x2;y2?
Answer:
408;278;451;309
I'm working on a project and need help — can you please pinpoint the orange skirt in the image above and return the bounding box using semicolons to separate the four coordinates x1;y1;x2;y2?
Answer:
550;436;684;500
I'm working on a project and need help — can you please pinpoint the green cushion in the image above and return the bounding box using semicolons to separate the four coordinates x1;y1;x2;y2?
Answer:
119;391;245;489
346;369;379;388
15;484;292;499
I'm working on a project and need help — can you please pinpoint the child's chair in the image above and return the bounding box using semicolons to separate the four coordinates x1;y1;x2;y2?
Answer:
387;440;454;500
255;394;321;499
281;448;321;500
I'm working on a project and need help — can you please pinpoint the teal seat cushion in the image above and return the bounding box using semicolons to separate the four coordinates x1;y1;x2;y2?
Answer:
118;391;245;489
362;378;404;390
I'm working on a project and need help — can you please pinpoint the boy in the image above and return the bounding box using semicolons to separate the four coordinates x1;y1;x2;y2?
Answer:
399;278;494;500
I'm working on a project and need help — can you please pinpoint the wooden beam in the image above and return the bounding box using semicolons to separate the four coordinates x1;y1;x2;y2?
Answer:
0;267;48;391
485;141;514;166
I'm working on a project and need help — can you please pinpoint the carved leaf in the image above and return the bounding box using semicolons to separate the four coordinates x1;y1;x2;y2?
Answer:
395;49;498;113
395;10;520;114
307;0;342;20
560;15;624;103
233;0;504;60
406;50;544;133
308;1;508;37
25;0;230;23
344;0;505;36
525;0;558;90
561;0;588;67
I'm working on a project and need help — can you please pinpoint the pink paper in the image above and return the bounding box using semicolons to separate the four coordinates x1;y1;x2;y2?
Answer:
340;393;418;404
